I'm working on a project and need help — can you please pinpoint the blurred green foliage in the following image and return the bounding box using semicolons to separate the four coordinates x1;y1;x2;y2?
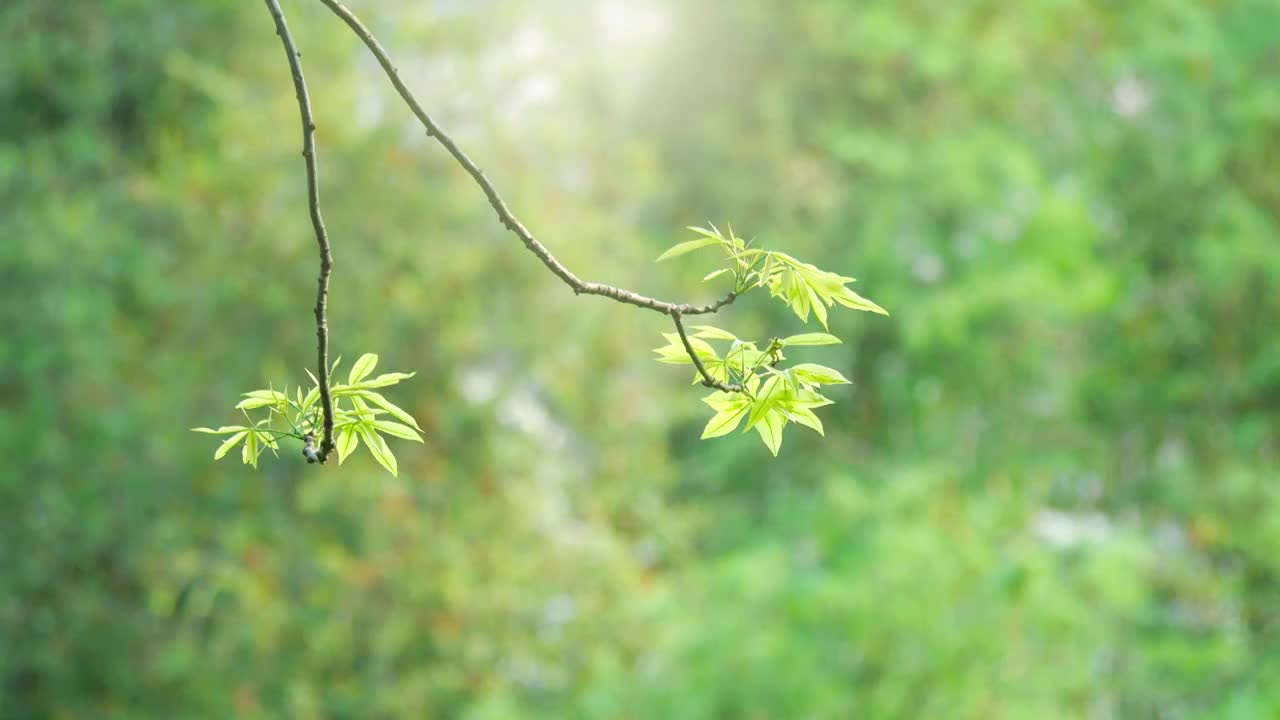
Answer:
2;0;1278;718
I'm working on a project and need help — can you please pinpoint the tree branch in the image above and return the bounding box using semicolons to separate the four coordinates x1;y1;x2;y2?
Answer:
314;0;737;317
263;0;335;461
671;313;743;394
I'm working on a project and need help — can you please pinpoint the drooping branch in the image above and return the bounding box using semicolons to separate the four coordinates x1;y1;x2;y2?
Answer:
671;313;743;394
263;0;336;461
314;0;738;318
259;0;744;466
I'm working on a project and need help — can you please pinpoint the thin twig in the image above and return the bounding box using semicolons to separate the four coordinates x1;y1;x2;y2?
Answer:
263;0;336;461
315;0;736;317
671;313;743;393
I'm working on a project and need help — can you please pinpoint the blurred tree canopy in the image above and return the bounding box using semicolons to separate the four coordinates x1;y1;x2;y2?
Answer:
2;0;1278;718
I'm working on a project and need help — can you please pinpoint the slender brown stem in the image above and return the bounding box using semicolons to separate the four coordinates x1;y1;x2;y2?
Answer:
263;0;335;461
671;313;743;393
314;0;737;317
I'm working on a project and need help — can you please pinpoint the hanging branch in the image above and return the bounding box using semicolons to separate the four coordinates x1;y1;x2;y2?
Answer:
312;0;738;318
263;0;336;461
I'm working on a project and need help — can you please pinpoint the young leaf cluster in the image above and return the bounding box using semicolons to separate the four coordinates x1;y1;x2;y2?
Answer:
192;353;422;476
654;224;888;455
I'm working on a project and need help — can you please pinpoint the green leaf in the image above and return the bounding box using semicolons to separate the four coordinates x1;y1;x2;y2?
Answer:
724;222;745;250
348;371;415;390
703;268;732;282
791;363;852;385
335;425;359;465
806;282;829;329
326;355;343;388
780;333;842;346
754;409;786;456
785;271;811;323
686;224;726;241
657;333;718;361
833;286;890;315
701;403;750;439
701;391;751;414
348;353;379;384
690;325;738;341
373;420;423;442
653;345;694;365
352;390;422;431
213;431;248;460
300;385;320;415
656;236;722;262
358;425;398;476
241;390;288;411
235;396;277;410
791;388;836;409
758;253;776;288
723;341;763;376
780;405;824;436
745;375;784;430
242;430;259;468
191;425;248;434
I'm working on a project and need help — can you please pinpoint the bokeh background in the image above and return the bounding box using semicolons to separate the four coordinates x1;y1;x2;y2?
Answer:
3;0;1280;717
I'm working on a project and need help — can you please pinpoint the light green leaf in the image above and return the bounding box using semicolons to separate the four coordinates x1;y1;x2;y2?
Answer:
703;268;732;282
656;236;721;262
791;363;852;385
653;345;694;365
754;409;786;456
335;425;359;465
300;385;320;415
348;353;379;384
724;341;763;376
745;375;784;430
658;333;718;360
347;371;415;390
373;420;423;442
780;405;824;435
352;390;422;431
325;356;342;388
780;333;842;346
806;282;829;329
758;253;776;288
350;395;373;416
213;431;248;460
701;403;750;439
358;425;398;476
690;325;738;341
833;286;890;315
242;430;259;468
244;389;286;399
725;222;745;250
791;388;836;409
786;271;811;323
701;390;751;413
191;425;248;434
235;396;277;410
686;225;726;241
